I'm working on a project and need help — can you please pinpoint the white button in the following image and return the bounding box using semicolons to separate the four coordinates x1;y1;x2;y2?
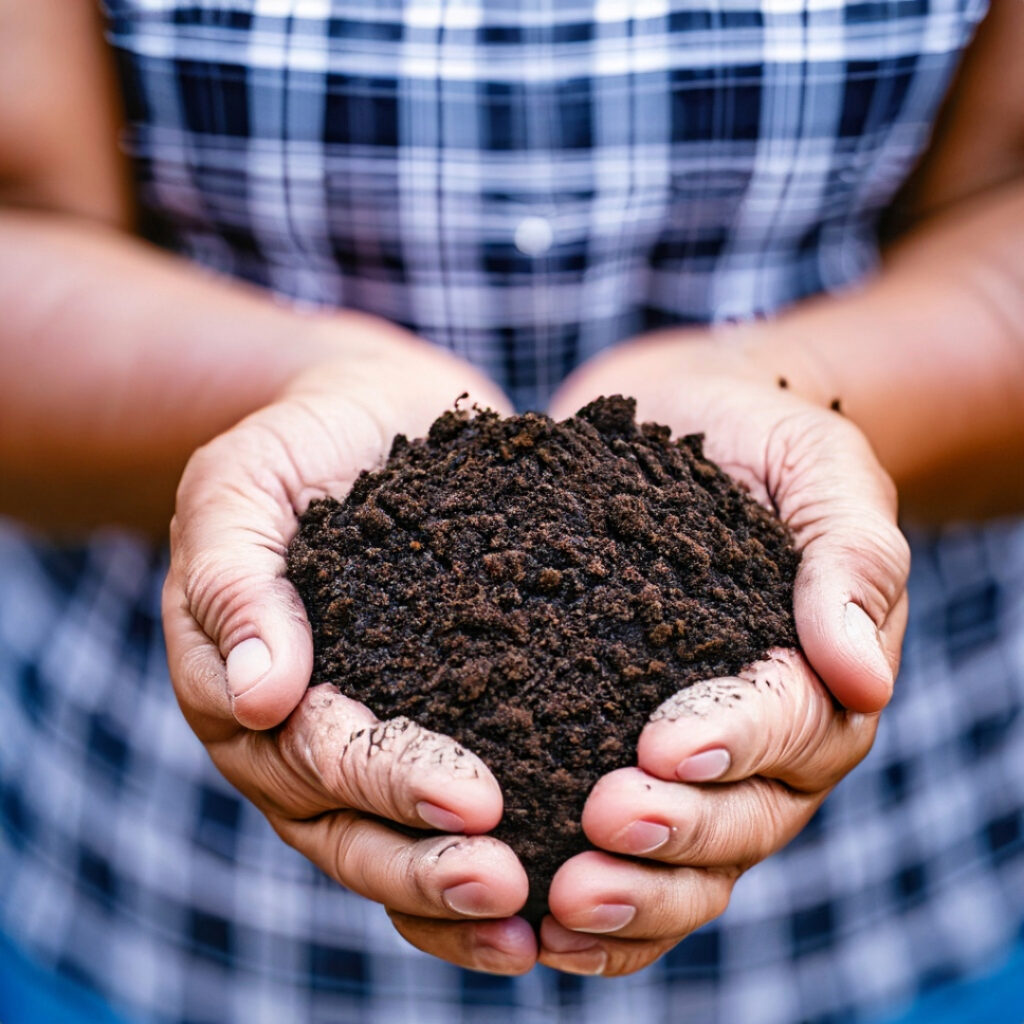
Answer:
514;215;554;256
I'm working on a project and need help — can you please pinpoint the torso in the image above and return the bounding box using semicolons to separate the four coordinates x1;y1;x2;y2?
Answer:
102;0;987;408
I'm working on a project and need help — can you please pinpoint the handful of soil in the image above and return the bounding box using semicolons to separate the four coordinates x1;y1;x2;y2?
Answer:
287;396;799;921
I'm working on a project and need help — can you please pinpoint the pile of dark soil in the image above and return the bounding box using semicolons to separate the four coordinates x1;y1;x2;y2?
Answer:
287;396;799;921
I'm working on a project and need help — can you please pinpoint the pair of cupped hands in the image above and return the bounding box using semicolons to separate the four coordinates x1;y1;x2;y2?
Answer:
163;314;909;977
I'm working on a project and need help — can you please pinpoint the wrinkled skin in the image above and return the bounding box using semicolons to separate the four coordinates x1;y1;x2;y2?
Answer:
164;328;909;976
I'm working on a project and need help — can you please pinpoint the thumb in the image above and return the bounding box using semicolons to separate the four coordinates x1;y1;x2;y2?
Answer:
166;429;314;733
222;580;313;730
794;541;910;713
770;412;911;713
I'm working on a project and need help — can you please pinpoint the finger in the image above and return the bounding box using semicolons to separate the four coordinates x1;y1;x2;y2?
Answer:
273;812;528;920
214;685;504;831
546;850;734;942
767;411;911;712
168;422;319;731
636;649;877;791
582;767;823;869
538;918;679;977
387;912;537;975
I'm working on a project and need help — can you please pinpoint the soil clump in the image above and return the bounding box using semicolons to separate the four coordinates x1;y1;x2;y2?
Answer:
287;396;799;921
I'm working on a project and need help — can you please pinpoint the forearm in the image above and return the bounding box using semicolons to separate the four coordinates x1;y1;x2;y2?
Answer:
0;211;359;536
747;182;1024;521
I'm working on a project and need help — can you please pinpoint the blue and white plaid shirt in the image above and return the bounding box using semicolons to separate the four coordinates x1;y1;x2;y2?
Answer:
3;1;1023;1022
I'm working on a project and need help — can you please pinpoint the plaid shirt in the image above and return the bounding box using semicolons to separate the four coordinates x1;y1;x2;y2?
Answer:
3;1;1023;1022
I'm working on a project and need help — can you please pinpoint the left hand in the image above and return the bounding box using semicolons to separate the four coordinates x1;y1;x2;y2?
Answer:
540;331;910;975
163;322;538;975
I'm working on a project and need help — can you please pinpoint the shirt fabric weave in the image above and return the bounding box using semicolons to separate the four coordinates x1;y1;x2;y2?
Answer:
3;2;1023;1023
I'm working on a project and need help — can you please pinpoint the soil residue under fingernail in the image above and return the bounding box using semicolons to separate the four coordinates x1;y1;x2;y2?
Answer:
287;396;799;921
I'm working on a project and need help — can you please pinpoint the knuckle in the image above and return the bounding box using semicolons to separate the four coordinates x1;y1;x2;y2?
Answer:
656;870;735;942
677;805;723;864
338;817;415;903
734;784;787;868
327;811;369;885
703;870;735;922
246;740;312;818
174;643;224;705
277;714;325;789
678;796;757;869
228;728;331;821
678;783;783;868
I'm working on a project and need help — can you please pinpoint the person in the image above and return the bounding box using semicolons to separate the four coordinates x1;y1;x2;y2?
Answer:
0;0;1021;1021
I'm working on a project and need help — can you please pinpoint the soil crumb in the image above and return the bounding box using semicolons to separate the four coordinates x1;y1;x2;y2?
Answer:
287;396;799;921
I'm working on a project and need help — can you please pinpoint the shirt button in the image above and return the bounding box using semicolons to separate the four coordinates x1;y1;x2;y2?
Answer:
514;215;554;256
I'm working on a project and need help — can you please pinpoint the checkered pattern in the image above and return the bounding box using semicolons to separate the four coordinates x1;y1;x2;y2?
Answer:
104;0;985;410
3;0;1021;1022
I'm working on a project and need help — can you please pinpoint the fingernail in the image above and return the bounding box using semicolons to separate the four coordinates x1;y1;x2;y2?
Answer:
843;603;893;685
225;638;271;697
542;922;602;954
416;801;466;832
476;918;532;956
676;747;731;782
620;820;670;855
550;950;608;976
443;881;495;917
574;903;636;934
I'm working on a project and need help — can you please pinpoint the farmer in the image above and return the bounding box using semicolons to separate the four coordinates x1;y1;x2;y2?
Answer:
0;1;1021;1022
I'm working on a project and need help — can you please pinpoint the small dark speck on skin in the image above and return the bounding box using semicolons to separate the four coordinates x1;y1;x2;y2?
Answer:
644;784;652;791
830;398;843;414
777;377;789;389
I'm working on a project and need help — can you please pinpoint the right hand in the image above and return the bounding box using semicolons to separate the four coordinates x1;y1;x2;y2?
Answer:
162;317;537;974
